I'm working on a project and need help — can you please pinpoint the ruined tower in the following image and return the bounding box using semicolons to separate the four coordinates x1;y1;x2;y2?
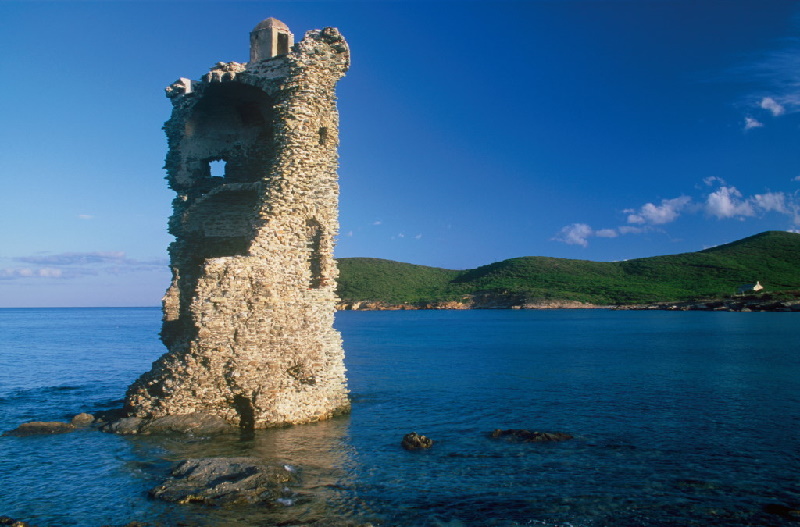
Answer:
125;19;350;428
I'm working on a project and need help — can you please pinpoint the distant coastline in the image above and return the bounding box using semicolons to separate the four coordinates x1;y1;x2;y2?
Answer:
336;292;800;313
337;231;800;309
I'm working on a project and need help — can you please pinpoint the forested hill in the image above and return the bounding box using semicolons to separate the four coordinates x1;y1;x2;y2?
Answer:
336;231;800;307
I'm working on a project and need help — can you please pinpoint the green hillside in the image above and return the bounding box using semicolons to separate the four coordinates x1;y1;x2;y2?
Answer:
336;231;800;306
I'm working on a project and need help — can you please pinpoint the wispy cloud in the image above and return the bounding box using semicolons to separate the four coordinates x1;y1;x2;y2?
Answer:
744;116;764;130
752;191;788;213
732;29;800;127
553;223;646;247
554;223;594;247
760;96;785;116
15;251;127;266
77;214;94;220
0;268;64;279
747;36;800;114
1;251;166;281
626;196;691;225
703;176;726;187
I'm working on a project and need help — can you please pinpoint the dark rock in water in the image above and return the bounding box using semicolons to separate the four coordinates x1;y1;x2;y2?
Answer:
150;457;296;505
2;421;75;437
489;429;573;442
762;503;800;519
0;516;37;526
401;432;434;450
93;407;128;424
70;413;95;427
103;417;144;435
102;413;237;436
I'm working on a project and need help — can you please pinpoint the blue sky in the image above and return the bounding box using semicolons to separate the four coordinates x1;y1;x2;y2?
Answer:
2;1;800;307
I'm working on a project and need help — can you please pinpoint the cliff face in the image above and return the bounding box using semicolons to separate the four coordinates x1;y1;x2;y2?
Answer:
125;21;350;428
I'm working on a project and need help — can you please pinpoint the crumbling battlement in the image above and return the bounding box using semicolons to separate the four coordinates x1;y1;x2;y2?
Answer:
125;19;350;428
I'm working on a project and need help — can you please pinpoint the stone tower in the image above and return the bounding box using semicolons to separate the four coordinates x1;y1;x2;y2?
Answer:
125;19;350;428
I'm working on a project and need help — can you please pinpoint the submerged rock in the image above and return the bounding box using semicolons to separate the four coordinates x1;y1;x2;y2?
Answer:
150;457;296;505
2;421;75;437
102;412;237;436
401;432;434;450
103;417;144;435
0;516;37;526
70;413;95;427
489;429;573;442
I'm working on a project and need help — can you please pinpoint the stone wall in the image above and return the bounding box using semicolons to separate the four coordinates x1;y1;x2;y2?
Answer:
125;20;350;428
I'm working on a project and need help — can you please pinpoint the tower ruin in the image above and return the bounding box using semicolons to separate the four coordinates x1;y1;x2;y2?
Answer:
125;18;350;428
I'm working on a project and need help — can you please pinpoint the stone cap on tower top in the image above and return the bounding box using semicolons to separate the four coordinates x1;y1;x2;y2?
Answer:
250;17;294;62
252;17;290;32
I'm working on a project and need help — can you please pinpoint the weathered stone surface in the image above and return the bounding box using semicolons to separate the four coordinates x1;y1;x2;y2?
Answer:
488;429;573;442
2;421;75;437
103;417;144;435
70;412;95;427
149;457;296;505
125;18;350;429
102;413;237;436
141;413;236;435
401;432;434;450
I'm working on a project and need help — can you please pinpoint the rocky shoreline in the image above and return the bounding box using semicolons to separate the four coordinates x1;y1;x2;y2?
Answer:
614;298;800;312
338;293;800;313
337;294;604;311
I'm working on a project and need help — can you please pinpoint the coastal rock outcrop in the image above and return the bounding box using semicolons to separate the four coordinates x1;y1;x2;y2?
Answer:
2;421;75;437
401;432;434;450
102;413;237;436
150;458;297;506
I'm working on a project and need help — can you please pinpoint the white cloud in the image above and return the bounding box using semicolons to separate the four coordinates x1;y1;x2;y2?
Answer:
617;225;646;235
372;220;382;226
626;196;691;225
559;176;800;246
760;96;785;116
594;229;618;238
703;176;726;187
77;214;94;220
16;251;127;266
415;233;423;239
744;117;763;130
1;251;166;281
554;223;593;247
705;186;755;218
0;268;63;279
751;191;787;213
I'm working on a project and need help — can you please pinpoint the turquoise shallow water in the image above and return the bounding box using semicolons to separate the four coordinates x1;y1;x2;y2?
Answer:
0;308;798;526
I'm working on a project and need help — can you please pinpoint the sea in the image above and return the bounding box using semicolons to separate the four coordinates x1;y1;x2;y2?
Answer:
0;308;798;526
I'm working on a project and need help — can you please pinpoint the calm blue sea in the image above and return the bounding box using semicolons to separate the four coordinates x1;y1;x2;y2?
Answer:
0;308;798;526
